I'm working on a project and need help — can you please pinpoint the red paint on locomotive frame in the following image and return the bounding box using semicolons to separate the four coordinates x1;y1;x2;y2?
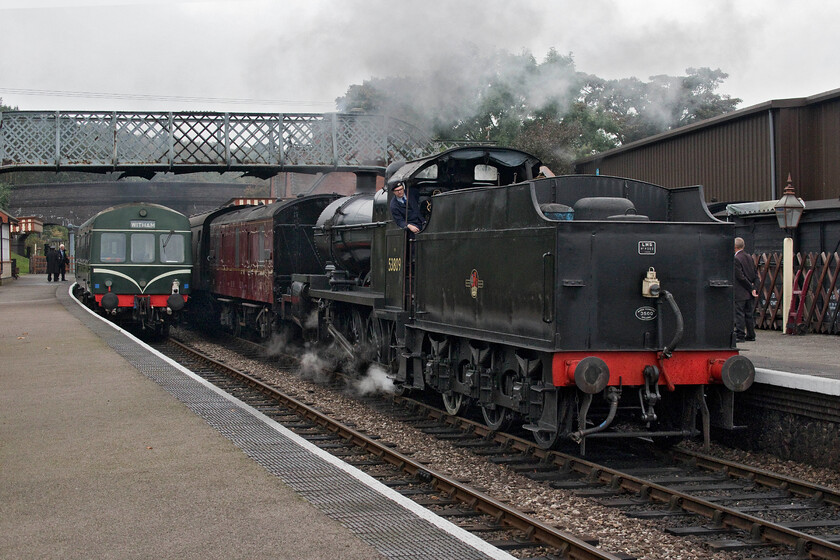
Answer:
551;349;740;388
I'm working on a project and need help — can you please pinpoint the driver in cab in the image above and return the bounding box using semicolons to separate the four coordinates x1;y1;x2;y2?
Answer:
389;181;425;235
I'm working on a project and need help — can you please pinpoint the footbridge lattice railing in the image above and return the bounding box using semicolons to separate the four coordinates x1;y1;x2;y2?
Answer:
0;111;441;175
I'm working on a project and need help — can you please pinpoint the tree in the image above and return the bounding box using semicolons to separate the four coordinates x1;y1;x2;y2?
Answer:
0;97;18;112
0;180;11;210
0;97;14;208
336;51;741;166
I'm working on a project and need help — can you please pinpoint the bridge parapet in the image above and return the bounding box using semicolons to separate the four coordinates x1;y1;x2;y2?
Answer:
0;111;440;176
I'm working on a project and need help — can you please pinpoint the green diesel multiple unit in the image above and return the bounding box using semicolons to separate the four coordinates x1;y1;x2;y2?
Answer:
74;202;192;337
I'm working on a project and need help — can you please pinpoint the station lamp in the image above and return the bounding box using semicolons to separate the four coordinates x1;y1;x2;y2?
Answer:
774;175;805;333
774;175;805;233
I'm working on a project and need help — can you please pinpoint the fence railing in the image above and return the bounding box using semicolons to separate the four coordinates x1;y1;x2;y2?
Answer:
0;111;440;173
754;251;840;334
30;255;74;275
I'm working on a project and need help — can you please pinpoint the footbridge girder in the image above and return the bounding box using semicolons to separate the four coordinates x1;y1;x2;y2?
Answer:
0;111;440;177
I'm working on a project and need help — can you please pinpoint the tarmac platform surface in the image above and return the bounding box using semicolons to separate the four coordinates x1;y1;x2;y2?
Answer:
2;273;839;558
0;275;514;560
737;325;840;395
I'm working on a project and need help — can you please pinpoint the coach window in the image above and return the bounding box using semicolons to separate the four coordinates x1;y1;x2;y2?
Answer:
100;233;126;263
160;232;185;263
131;233;155;263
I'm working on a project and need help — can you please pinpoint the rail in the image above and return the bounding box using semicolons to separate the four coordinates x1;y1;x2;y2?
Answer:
398;396;840;560
163;337;625;560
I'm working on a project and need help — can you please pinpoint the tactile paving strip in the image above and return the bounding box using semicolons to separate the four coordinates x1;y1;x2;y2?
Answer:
59;288;510;560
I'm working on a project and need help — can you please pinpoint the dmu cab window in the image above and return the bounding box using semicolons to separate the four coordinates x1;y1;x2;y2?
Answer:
131;233;155;263
100;233;126;263
160;233;185;263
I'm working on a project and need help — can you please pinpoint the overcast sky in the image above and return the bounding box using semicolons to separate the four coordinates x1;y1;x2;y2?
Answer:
1;0;838;116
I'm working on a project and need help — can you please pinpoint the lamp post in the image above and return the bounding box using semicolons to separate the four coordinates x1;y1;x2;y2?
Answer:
774;174;805;333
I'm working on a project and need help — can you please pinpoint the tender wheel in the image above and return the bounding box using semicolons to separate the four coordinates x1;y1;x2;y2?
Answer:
442;392;465;416
533;427;561;449
532;393;572;450
481;405;512;432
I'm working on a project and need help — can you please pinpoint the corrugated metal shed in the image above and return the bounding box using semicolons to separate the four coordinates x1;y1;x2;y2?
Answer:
575;88;840;204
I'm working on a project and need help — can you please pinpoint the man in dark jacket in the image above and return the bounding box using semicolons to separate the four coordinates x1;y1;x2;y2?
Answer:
389;181;424;234
45;245;60;282
734;237;759;342
57;243;70;281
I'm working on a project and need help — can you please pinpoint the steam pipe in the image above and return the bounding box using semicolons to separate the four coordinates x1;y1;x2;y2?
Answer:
570;387;620;443
660;290;684;359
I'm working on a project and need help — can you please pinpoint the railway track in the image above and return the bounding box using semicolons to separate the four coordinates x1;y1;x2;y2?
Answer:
171;330;840;559
155;337;630;560
382;396;840;559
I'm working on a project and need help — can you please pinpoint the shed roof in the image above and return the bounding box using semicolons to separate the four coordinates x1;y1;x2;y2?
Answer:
0;208;19;224
575;88;840;165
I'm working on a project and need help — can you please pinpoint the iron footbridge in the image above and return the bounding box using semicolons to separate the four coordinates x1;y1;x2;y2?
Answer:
0;111;440;177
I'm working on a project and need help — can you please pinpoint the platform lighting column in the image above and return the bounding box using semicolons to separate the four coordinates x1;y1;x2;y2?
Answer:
774;175;805;334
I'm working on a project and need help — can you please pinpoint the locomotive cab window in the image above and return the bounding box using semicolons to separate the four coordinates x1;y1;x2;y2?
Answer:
475;164;498;184
131;233;155;263
160;232;185;264
100;233;126;263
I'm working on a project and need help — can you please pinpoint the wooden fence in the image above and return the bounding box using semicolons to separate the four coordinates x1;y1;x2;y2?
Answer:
754;252;840;334
30;255;75;275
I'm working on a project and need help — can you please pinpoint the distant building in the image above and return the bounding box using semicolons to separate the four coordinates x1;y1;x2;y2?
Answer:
1;208;19;282
10;216;43;235
575;88;840;204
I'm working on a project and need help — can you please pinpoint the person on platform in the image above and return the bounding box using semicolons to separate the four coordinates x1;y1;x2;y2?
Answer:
734;237;759;342
45;245;60;282
57;243;70;281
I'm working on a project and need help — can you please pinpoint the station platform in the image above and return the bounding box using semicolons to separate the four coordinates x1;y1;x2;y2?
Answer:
2;275;838;559
0;274;514;560
738;327;840;396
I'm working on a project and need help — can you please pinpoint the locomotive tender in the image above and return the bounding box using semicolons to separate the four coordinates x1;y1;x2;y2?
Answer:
74;202;192;337
192;146;755;450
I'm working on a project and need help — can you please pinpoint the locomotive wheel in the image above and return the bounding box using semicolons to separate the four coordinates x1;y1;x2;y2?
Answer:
348;309;365;350
442;392;465;416
384;321;399;375
156;322;170;340
365;315;383;362
481;405;512;432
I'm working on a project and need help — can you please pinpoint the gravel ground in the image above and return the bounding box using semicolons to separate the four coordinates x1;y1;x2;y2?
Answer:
177;330;840;560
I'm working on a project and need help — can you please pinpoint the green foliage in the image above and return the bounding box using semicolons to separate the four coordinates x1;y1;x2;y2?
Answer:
336;50;741;170
23;227;68;256
10;251;29;275
0;180;11;210
0;97;18;112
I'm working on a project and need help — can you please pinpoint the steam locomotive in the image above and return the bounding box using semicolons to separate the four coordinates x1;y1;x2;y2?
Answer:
74;202;192;337
189;146;754;451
